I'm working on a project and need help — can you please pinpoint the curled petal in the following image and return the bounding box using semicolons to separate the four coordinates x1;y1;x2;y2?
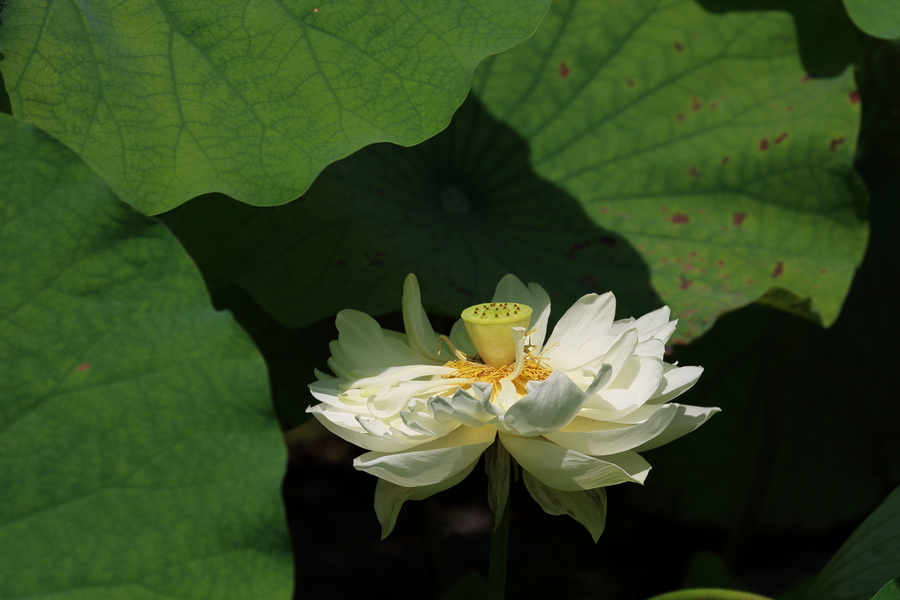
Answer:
367;375;464;418
375;459;479;539
309;405;423;452
545;404;678;455
648;364;704;404
631;403;721;452
309;378;368;412
500;433;651;491
523;471;607;543
355;425;497;487
421;384;502;428
497;371;589;437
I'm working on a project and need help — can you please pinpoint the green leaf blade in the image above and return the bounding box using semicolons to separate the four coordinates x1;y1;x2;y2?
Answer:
0;0;550;213
844;0;900;39
472;0;868;338
0;114;292;599
805;486;900;600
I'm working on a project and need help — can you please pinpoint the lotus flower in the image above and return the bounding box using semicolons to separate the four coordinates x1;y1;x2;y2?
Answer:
308;274;719;540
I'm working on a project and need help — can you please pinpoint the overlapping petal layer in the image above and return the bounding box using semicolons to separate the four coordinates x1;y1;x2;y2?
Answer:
307;274;719;539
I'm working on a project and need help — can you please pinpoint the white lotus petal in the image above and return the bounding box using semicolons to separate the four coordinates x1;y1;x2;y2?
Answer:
611;356;663;407
491;274;532;305
501;433;651;491
498;371;587;436
496;378;518;412
423;386;503;428
336;309;429;369
309;379;368;412
375;458;479;539
523;471;608;543
545;404;678;455
544;293;617;365
449;318;477;357
597;328;638;380
606;317;636;336
355;425;497;487
644;319;677;345
647;365;705;404
631;306;672;338
368;378;464;418
631;404;721;452
400;409;458;438
584;388;637;412
553;333;619;371
402;274;444;362
349;364;454;389
526;284;552;352
327;340;354;377
313;368;334;381
309;405;423;452
635;338;666;359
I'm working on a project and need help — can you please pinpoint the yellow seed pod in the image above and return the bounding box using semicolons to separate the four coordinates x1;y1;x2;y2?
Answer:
460;302;532;367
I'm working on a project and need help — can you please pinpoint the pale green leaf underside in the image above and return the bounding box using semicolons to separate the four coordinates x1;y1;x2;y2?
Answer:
472;0;868;339
805;485;900;600
844;0;900;39
0;0;549;214
0;114;291;599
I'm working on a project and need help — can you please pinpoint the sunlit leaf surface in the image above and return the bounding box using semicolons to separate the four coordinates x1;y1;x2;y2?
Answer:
472;0;868;338
0;0;549;213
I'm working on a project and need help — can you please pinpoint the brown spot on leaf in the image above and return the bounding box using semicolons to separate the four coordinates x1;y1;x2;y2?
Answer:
849;90;860;104
688;167;700;178
671;213;690;224
78;363;91;372
679;276;693;290
674;41;684;51
775;132;789;144
627;78;635;87
559;61;571;78
772;261;784;278
830;137;845;151
722;156;731;165
692;96;701;110
732;212;746;226
676;113;685;122
759;138;769;151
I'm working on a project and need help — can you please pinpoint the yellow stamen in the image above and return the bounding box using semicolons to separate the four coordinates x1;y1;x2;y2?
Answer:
443;354;552;396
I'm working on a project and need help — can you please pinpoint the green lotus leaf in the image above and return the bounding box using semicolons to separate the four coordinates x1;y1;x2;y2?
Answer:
0;0;549;214
844;0;900;39
164;95;661;330
805;488;900;600
472;0;868;339
0;114;291;599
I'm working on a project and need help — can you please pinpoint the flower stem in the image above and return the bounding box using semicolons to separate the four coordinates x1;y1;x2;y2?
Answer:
487;493;510;600
644;589;775;600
